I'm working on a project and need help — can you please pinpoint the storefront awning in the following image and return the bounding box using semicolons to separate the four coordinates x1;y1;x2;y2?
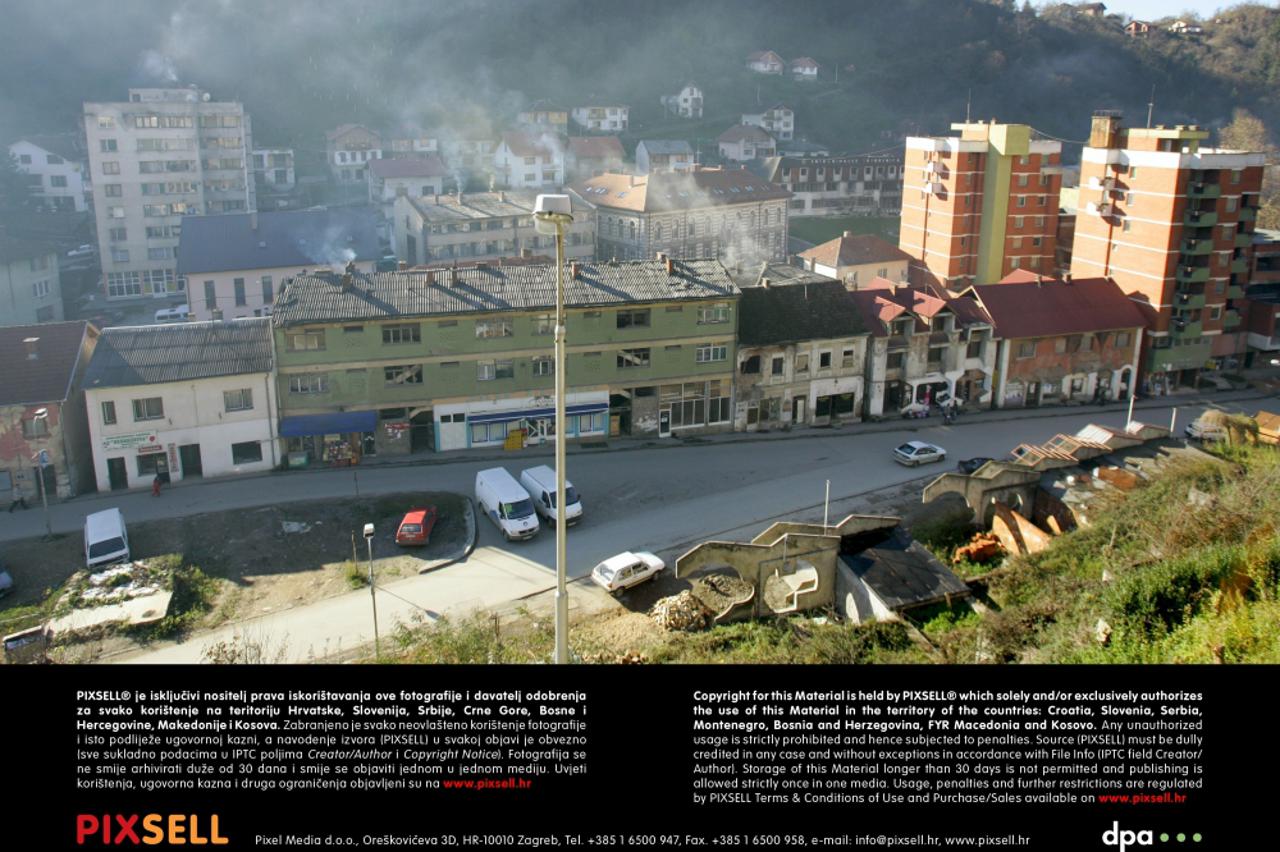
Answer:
279;411;377;437
467;402;608;425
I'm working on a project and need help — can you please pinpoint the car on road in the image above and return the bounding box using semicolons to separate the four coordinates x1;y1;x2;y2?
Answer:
956;457;994;475
66;244;95;259
395;507;438;546
0;565;13;599
475;467;540;541
154;304;190;323
590;551;665;593
893;441;947;467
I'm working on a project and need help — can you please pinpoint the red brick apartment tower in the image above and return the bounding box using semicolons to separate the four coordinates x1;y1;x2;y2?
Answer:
1070;111;1266;390
900;121;1062;290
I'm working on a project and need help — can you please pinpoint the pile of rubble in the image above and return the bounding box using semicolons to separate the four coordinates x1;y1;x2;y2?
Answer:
693;573;754;615
650;591;711;632
580;650;648;664
954;533;1004;565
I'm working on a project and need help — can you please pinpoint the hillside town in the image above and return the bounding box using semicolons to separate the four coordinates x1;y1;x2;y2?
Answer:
2;1;1280;666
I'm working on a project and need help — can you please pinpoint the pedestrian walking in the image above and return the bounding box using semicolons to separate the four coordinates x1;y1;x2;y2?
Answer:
7;484;29;512
151;474;162;497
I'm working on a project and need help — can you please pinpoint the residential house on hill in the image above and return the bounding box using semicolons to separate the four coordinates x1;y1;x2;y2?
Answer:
567;137;625;181
964;271;1145;407
325;124;383;185
660;83;703;119
798;232;912;287
742;105;794;142
571;105;629;133
0;234;64;325
8;135;88;212
493;132;565;190
789;57;820;81
717;126;776;162
269;259;740;455
636;140;695;175
736;278;869;430
178;209;380;322
252;148;296;195
746;50;785;75
1167;20;1205;35
367;155;449;215
1124;20;1151;37
83;319;277;491
849;281;995;416
571;166;790;267
517;101;569;135
0;321;98;501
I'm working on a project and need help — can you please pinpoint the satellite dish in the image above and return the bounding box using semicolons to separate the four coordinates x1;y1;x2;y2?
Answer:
202;92;211;102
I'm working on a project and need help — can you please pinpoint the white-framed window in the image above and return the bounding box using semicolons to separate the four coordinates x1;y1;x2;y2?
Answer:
532;357;554;376
475;319;513;338
477;360;496;381
223;388;254;412
696;344;727;363
101;400;117;425
697;303;730;324
288;374;328;394
286;330;325;351
383;364;423;385
533;314;554;335
616;309;651;329
132;397;164;421
32;280;51;299
231;441;263;464
382;323;421;344
111;249;129;263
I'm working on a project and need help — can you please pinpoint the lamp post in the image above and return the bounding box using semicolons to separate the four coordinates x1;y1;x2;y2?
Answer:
32;408;52;539
534;194;574;665
363;522;380;658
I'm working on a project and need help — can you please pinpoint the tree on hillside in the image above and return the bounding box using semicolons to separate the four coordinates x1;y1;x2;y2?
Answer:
0;152;37;214
1220;108;1280;229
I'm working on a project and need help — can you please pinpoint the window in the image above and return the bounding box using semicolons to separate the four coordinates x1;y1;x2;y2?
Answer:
771;356;784;376
695;344;727;363
232;278;246;306
886;352;904;370
476;360;496;381
841;348;855;368
532;357;554;376
1012;237;1023;249
1122;219;1132;233
99;139;117;152
1210;306;1222;321
795;353;809;373
1017;341;1035;359
109;206;125;219
1018;175;1029;187
1014;216;1024;229
927;346;945;365
132;397;164;421
697;302;730;325
533;314;554;335
474;319;513;338
818;351;832;369
223;388;253;412
616;309;651;329
617;348;651;368
31;279;51;299
382;323;421;344
203;281;216;310
101;161;120;175
343;325;363;334
286;330;325;351
108;227;127;242
741;355;761;374
1055;337;1068;354
21;415;49;439
384;364;423;385
261;275;273;304
1032;237;1042;247
111;249;129;263
1017;196;1027;208
97;116;114;129
1116;331;1131;348
148;247;174;261
966;339;983;358
136;453;166;477
288;374;328;394
231;441;263;464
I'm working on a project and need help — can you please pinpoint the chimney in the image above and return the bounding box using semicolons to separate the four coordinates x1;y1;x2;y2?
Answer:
345;260;357;277
23;337;39;360
398;260;408;272
655;251;666;261
843;230;853;239
433;193;439;204
449;266;458;285
456;189;463;204
1063;272;1073;284
1036;275;1043;287
665;256;675;276
341;272;354;291
497;190;505;202
760;277;770;288
521;248;532;259
250;211;259;231
570;261;580;280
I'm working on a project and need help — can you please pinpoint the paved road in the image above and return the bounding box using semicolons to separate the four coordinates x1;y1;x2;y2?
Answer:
5;393;1267;664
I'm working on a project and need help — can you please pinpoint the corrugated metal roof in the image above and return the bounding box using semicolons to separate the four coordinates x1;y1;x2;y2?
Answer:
739;279;865;346
176;208;380;275
841;528;969;611
84;319;273;389
272;260;739;326
403;191;577;223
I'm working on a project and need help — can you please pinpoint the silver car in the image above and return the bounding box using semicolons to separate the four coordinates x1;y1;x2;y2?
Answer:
893;441;947;466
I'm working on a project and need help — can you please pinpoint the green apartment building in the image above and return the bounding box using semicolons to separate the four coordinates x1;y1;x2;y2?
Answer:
271;259;739;460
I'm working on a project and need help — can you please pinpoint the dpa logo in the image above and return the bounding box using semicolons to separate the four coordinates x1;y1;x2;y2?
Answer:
1102;822;1153;852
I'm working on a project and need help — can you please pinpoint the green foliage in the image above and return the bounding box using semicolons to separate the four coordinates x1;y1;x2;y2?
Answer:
344;561;368;590
648;617;921;664
391;610;553;664
130;557;218;640
910;505;977;564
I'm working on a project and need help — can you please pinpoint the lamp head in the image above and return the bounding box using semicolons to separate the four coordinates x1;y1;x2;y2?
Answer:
533;194;573;236
363;523;374;539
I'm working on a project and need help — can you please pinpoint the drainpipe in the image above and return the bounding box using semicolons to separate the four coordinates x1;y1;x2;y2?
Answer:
264;372;278;468
994;339;1010;409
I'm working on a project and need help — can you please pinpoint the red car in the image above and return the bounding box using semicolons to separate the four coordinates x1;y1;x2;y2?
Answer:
395;507;438;546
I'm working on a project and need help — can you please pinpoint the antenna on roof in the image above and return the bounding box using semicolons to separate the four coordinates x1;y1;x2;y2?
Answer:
1146;84;1156;129
965;88;971;123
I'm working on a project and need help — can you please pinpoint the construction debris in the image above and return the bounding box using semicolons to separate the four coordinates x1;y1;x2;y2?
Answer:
954;532;1004;565
692;573;754;616
1095;618;1112;645
650;591;712;632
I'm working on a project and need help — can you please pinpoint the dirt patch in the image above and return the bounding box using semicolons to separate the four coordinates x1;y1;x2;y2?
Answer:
0;492;469;640
691;572;754;616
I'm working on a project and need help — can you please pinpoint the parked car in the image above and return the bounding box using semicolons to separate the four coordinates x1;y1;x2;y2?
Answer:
395;506;438;546
84;508;130;569
956;457;994;475
154;304;190;323
519;465;583;526
893;441;947;466
1185;416;1228;443
475;467;540;541
590;551;664;593
66;244;95;259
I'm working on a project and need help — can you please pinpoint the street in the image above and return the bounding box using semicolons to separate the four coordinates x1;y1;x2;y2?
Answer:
1;394;1268;663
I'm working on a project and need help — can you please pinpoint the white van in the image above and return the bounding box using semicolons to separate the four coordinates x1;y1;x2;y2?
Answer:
475;468;540;541
519;465;583;526
154;304;189;323
84;508;130;569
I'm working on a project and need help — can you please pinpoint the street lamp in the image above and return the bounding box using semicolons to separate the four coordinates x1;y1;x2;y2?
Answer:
533;194;574;666
363;522;380;658
32;408;52;539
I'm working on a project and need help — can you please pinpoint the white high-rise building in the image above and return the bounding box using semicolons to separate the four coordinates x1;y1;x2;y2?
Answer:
84;87;255;300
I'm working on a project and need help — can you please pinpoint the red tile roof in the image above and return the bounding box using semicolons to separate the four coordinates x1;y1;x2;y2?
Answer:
849;282;989;336
747;50;784;63
500;131;561;158
568;136;624;160
571;166;790;213
798;234;913;268
0;321;95;406
968;275;1148;340
369;155;448;179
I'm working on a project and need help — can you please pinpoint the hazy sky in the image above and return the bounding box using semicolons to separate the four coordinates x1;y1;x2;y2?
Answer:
1088;0;1274;19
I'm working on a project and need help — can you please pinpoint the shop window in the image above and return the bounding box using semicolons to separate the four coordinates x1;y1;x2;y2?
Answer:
231;441;263;464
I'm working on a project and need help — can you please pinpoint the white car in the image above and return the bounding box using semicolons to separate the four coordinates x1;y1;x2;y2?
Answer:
154;304;190;323
590;551;664;593
893;441;947;466
66;244;95;259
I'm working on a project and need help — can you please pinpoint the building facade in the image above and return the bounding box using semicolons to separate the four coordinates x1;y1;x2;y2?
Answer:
790;57;820;81
83;319;277;491
325;124;383;185
0;236;64;325
0;321;97;501
746;51;785;74
900;121;1063;290
367;155;448;214
717;126;776;162
179;209;380;322
572;167;790;267
252;148;296;194
270;259;740;457
493;132;565;189
393;191;594;268
741;105;794;142
84;87;256;300
571;106;629;133
797;232;912;287
566;137;625;182
660;84;703;119
636;140;695;175
1244;230;1280;359
516;101;569;136
1070;112;1265;389
9;136;88;212
757;153;905;217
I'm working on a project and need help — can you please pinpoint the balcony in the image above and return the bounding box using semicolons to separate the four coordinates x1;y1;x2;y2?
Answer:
1170;319;1203;337
1086;201;1113;217
1180;238;1212;255
1231;257;1249;275
1224;309;1242;328
1087;175;1115;191
1176;266;1210;284
1236;231;1254;248
1228;284;1245;300
1184;210;1218;227
1240;206;1257;222
1187;182;1221;199
1175;291;1206;310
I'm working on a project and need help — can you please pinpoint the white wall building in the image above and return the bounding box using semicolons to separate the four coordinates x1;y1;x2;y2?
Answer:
9;136;88;212
493;132;564;189
746;50;785;74
571;105;629;133
83;319;278;491
741;105;794;142
252;148;296;193
0;235;64;325
84;87;256;301
717;125;776;162
636;140;695;175
660;83;703;119
367;155;448;213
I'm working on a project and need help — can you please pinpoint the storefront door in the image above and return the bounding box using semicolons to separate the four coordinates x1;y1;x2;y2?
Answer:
179;444;203;478
659;409;671;437
107;458;128;490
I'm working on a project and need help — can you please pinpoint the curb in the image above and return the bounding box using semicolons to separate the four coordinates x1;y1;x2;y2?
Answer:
417;498;477;574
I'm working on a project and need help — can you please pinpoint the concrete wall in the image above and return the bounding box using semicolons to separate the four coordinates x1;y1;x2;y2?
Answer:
835;561;896;624
1;252;64;326
190;262;374;322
